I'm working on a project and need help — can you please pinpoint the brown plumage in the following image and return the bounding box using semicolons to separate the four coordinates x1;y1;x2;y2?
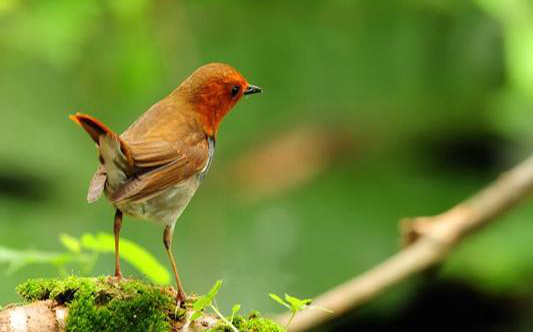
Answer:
70;63;262;303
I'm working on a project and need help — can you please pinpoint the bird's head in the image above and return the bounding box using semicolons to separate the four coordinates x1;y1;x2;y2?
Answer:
178;63;262;136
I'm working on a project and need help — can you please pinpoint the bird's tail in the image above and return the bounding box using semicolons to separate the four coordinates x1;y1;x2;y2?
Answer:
70;113;134;192
69;113;132;160
69;113;113;145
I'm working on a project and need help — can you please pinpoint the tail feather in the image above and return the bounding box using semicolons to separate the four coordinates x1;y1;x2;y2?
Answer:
69;113;133;165
69;113;112;145
70;113;135;202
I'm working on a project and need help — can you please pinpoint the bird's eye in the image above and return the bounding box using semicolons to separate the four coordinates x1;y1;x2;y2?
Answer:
231;85;240;97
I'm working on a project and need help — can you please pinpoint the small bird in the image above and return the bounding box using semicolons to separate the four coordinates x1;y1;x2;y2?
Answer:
70;63;262;302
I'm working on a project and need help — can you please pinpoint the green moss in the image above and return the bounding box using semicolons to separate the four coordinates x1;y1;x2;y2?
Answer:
17;276;177;332
16;278;57;301
209;312;286;332
16;276;283;332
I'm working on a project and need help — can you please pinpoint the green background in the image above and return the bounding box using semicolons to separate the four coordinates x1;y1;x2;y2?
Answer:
1;0;532;330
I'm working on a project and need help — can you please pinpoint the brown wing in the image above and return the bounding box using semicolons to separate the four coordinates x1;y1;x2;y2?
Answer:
127;140;183;168
109;134;208;204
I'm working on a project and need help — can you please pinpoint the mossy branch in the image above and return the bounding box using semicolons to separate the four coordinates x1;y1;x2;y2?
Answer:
0;276;284;332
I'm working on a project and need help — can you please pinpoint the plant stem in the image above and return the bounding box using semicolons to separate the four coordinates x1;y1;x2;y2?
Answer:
210;304;239;332
286;312;296;329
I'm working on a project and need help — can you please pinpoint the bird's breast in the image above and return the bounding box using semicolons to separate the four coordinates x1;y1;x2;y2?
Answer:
117;176;201;226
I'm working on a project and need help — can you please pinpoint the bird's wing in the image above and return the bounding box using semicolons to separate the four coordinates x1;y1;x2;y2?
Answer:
109;135;208;203
127;139;185;168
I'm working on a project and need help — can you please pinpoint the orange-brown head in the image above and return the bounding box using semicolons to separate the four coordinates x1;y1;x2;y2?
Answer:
176;63;262;136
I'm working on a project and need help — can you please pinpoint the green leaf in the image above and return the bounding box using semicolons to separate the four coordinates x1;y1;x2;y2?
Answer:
269;293;291;310
285;294;312;312
231;304;241;315
190;311;203;321
59;233;81;253
81;233;170;284
230;303;241;323
207;280;223;300
0;246;87;274
192;295;211;311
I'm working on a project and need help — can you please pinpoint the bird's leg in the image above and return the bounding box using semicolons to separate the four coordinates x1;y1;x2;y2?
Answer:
163;225;186;303
113;209;123;279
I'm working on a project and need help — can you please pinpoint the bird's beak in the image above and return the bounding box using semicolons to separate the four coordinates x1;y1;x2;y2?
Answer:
244;84;262;95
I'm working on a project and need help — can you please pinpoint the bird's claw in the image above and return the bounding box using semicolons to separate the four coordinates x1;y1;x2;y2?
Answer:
113;272;123;281
176;292;187;308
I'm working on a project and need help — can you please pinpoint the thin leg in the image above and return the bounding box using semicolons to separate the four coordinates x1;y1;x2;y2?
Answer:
163;225;186;302
114;209;123;279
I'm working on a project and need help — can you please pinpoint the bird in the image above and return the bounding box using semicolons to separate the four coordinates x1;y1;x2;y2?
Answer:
69;63;262;303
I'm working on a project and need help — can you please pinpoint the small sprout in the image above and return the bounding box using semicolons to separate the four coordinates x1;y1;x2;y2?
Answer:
269;293;332;329
230;304;241;322
269;293;291;310
190;295;209;321
231;304;241;315
190;280;223;321
207;280;222;298
190;280;240;332
192;295;211;313
189;311;203;321
284;294;312;312
269;293;311;313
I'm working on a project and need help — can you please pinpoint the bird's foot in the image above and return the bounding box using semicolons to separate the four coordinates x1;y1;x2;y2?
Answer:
113;270;123;281
176;290;187;308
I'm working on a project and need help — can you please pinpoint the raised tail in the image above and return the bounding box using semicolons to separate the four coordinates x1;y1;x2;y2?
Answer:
69;113;113;145
69;113;132;162
70;113;134;202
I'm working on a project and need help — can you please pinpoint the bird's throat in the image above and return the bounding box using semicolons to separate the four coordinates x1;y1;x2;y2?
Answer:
197;103;232;137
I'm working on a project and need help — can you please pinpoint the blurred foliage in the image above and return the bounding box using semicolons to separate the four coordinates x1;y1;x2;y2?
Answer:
80;233;170;284
474;0;533;142
0;244;93;275
0;233;170;284
0;0;532;330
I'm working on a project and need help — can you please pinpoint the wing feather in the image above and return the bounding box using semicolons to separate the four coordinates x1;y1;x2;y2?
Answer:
110;134;208;203
127;140;180;168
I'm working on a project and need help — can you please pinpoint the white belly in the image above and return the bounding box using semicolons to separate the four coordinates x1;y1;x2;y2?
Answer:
116;176;201;226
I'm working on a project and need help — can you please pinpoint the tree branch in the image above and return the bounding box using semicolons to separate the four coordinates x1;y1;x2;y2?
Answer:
278;155;533;332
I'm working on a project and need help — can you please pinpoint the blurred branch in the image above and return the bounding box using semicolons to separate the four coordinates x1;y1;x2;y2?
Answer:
278;155;533;331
